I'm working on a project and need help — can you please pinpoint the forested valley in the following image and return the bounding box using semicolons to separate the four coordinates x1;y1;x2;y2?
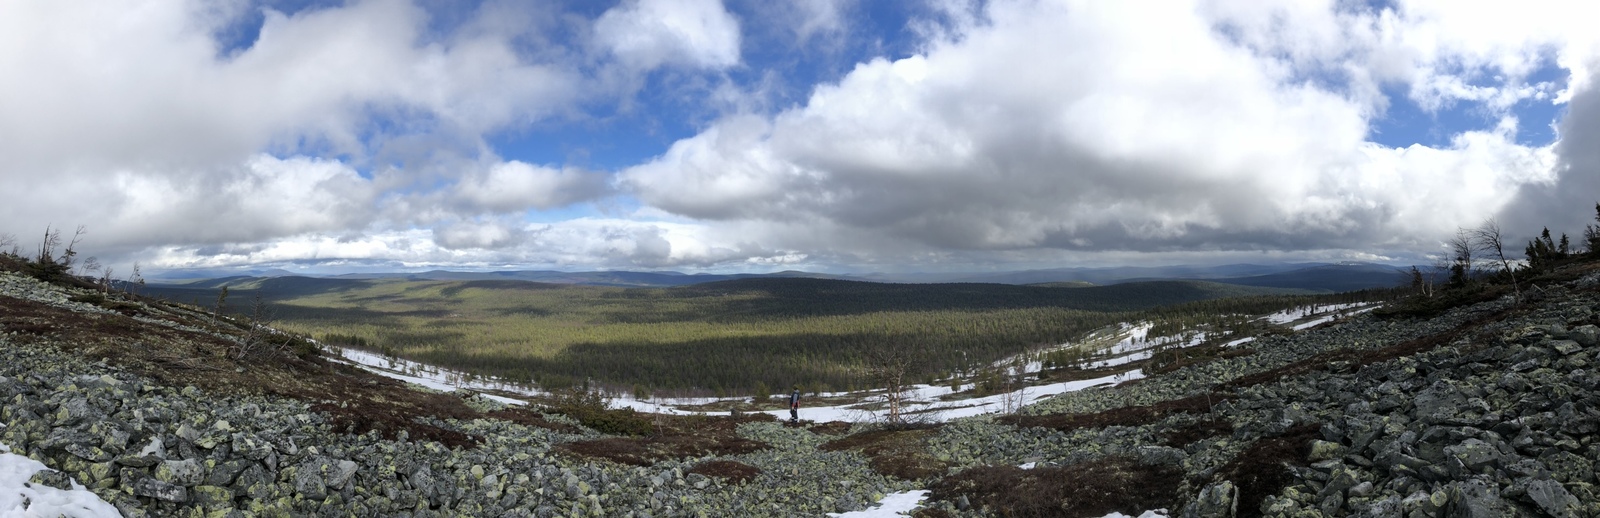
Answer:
139;275;1392;396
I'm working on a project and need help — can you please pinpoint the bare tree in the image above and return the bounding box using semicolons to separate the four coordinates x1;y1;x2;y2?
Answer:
77;256;101;278
63;225;86;270
100;266;115;294
126;262;144;295
0;233;15;256
1468;219;1520;304
999;356;1030;414
235;295;294;360
1447;229;1475;287
865;342;920;425
36;225;61;265
211;286;229;326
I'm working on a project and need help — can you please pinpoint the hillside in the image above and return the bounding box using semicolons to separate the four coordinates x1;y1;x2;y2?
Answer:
5;251;1600;516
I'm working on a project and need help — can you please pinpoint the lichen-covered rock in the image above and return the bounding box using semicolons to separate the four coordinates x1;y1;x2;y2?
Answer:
132;477;188;502
1185;480;1237;518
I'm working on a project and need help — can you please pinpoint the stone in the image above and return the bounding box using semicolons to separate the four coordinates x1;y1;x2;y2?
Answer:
133;477;188;502
189;485;234;511
1445;478;1515;518
1320;468;1359;501
64;443;111;462
155;458;204;487
1538;450;1593;484
1309;440;1347;462
1137;445;1187;466
53;397;101;427
1445;439;1501;475
328;459;359;489
204;459;252;487
1524;479;1580;518
295;464;328;501
27;469;75;491
1549;340;1583;356
1186;480;1238;518
1570;325;1599;346
1414;381;1468;422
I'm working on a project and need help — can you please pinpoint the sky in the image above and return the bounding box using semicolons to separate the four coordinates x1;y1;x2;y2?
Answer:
3;0;1600;275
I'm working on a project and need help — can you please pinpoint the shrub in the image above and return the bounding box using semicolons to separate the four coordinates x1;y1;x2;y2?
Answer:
544;387;654;436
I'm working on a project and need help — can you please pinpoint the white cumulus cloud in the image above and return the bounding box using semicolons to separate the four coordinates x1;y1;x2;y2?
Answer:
619;0;1591;262
594;0;742;71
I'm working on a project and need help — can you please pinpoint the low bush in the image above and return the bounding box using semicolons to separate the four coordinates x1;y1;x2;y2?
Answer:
543;387;655;436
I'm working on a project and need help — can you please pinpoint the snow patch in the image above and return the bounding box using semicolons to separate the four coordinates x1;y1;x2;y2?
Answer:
0;439;123;517
827;490;929;517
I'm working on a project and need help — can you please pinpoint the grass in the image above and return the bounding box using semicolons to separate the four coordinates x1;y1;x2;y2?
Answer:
556;413;773;466
998;392;1233;433
687;460;763;484
819;424;950;480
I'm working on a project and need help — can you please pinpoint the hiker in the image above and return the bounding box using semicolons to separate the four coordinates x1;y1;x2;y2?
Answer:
789;388;800;422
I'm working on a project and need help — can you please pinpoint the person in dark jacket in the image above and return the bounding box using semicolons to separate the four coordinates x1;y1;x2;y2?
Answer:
788;388;800;422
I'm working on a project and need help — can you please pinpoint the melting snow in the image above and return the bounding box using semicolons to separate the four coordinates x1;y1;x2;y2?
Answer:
0;438;122;517
826;490;929;518
1103;510;1169;518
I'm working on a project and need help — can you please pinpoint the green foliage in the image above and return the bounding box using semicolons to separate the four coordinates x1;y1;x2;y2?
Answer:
291;336;321;358
1525;227;1568;271
752;381;771;403
1587;203;1600;256
544;387;653;436
320;333;372;348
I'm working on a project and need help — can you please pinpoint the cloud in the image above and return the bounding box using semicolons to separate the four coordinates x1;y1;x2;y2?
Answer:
0;0;604;266
432;219;529;250
787;0;848;44
6;0;1598;273
4;155;374;252
620;0;1580;261
593;0;741;71
1497;68;1600;239
452;161;613;213
150;216;810;270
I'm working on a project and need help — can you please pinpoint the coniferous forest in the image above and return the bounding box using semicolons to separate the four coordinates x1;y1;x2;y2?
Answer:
141;276;1390;395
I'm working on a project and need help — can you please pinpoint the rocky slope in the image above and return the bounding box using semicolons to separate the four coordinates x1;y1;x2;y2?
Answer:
3;261;1600;517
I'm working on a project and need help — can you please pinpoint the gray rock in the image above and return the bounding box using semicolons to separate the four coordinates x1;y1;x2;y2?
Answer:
1185;480;1238;518
1309;440;1347;462
205;459;252;486
1445;439;1502;475
1137;445;1187;466
1569;325;1598;346
295;463;328;501
1445;478;1515;518
328;459;359;489
133;477;188;502
53;397;101;427
1548;340;1583;356
1523;479;1579;518
27;469;75;491
1414;381;1468;422
155;458;204;487
1538;450;1592;483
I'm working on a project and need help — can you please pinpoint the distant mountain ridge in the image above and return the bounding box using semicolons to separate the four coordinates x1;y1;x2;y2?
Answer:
151;262;1406;292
